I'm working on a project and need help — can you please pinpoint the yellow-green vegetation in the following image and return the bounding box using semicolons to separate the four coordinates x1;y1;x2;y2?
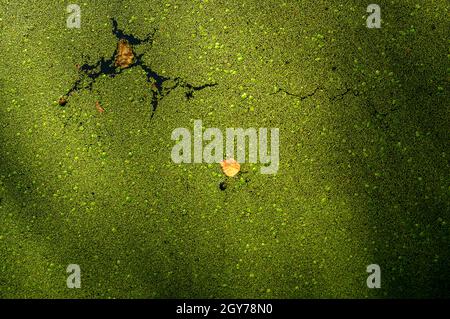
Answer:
0;0;449;298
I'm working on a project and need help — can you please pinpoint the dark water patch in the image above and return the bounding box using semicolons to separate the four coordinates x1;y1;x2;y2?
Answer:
60;18;217;118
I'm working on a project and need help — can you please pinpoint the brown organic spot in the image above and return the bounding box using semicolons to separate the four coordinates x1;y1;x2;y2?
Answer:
115;39;134;68
58;97;68;106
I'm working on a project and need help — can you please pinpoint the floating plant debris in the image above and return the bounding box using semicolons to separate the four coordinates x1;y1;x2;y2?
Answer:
220;158;241;177
59;18;217;118
95;101;105;113
219;181;227;191
114;39;134;68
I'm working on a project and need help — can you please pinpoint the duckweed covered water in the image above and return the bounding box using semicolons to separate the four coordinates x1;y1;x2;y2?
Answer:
0;0;449;298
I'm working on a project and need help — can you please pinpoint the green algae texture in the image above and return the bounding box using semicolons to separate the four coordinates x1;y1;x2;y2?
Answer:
0;0;449;298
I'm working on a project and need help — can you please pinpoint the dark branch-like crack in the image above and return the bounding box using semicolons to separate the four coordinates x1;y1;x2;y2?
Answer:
270;86;322;101
59;18;217;118
269;85;364;104
329;88;360;101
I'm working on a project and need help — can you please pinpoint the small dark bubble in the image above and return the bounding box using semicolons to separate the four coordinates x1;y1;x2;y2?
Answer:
219;182;227;191
61;19;214;119
332;66;337;72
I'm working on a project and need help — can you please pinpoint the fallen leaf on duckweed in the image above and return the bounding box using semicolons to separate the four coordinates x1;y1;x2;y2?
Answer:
220;158;240;177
